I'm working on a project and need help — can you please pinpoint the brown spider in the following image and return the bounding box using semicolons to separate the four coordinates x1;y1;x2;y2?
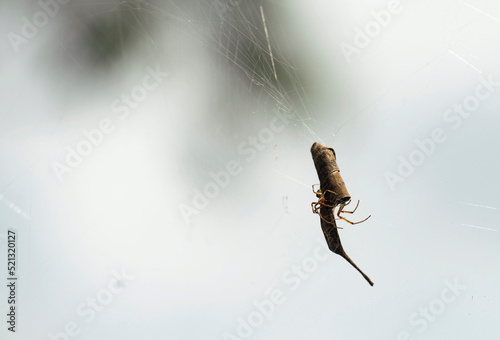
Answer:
311;184;370;228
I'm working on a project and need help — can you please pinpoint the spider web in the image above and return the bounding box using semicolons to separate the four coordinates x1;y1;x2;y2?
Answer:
80;0;339;234
107;0;330;143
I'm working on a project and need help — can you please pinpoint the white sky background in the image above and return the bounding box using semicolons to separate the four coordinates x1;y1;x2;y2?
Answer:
1;0;499;339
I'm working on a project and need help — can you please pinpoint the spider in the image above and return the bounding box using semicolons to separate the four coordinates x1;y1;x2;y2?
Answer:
311;184;370;228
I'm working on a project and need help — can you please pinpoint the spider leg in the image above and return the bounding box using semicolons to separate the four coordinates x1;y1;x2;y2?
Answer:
337;202;371;225
311;202;320;214
319;189;340;204
337;214;371;225
320;189;337;196
311;201;324;216
318;210;343;228
312;185;338;203
339;199;359;214
311;202;343;229
319;200;335;208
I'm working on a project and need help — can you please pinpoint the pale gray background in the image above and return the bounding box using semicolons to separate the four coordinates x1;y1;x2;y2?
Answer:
1;0;499;339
